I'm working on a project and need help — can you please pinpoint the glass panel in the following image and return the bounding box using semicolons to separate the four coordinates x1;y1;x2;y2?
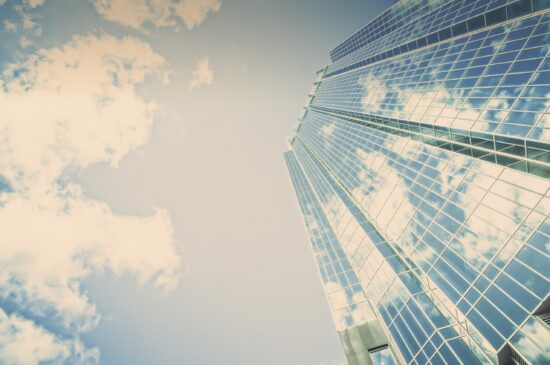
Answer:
370;346;398;365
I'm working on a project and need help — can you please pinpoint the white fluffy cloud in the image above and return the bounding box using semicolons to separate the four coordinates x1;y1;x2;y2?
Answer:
0;309;98;365
0;33;180;363
91;0;221;30
0;33;168;188
189;57;214;91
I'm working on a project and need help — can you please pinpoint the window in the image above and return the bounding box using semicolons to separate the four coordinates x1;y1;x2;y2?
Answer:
370;346;398;365
534;297;550;329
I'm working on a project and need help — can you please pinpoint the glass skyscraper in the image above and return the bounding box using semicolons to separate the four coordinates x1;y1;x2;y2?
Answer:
284;0;550;364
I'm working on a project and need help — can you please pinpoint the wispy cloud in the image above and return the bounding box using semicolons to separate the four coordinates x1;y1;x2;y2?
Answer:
18;36;32;47
0;33;181;363
189;56;214;91
25;0;45;8
21;13;38;31
90;0;221;30
0;2;44;49
4;20;17;32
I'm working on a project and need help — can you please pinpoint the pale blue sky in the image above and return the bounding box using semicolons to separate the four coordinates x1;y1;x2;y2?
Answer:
0;1;394;364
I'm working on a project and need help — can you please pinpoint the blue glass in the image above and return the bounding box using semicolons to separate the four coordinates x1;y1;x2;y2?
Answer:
371;347;398;365
287;2;550;364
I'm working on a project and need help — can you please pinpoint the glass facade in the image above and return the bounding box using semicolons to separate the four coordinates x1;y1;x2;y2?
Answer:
285;1;550;364
371;347;399;365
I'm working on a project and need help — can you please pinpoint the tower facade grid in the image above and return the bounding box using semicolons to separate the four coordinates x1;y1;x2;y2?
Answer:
285;0;550;364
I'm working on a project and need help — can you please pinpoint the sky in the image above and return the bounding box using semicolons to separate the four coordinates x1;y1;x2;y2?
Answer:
0;0;394;364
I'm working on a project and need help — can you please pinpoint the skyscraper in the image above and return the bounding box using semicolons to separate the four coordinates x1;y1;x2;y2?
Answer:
284;0;550;364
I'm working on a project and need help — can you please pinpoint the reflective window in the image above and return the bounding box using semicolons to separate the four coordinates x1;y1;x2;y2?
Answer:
370;346;398;365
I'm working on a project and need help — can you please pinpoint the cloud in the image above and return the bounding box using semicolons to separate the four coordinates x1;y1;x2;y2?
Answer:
321;123;336;137
9;0;222;32
18;36;32;48
0;308;98;365
513;319;550;362
3;20;17;32
25;0;45;8
90;0;221;30
21;14;37;31
91;0;169;29
174;0;221;29
359;73;387;110
0;33;168;188
188;56;213;91
0;190;180;331
0;33;180;362
0;2;44;48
